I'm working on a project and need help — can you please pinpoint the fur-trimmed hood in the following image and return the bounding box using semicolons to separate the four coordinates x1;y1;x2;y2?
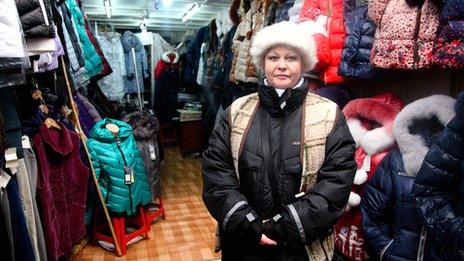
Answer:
393;94;456;176
122;111;160;140
343;93;404;155
161;51;179;64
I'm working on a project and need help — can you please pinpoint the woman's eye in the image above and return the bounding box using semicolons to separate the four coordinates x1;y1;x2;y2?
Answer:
286;56;297;61
268;56;278;61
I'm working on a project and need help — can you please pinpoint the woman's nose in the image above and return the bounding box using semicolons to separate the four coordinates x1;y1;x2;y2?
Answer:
277;59;287;70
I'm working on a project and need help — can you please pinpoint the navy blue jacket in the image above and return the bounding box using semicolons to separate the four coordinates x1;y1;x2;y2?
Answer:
361;149;440;261
338;0;376;79
412;92;464;260
183;26;207;85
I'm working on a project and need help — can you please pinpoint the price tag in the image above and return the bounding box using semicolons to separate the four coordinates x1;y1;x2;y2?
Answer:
0;171;11;189
361;155;371;171
22;136;31;149
149;144;156;160
124;166;134;185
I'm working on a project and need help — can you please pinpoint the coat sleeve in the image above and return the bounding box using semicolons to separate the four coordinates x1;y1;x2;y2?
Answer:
87;142;101;180
411;95;464;255
361;152;395;258
141;47;149;79
202;108;262;240
274;111;357;244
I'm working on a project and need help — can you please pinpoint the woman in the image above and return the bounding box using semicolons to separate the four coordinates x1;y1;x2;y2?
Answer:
202;21;356;260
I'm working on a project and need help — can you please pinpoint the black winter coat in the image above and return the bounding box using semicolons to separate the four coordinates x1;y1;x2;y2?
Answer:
183;26;207;86
338;0;376;79
203;82;357;261
412;92;464;260
123;111;162;200
15;0;55;38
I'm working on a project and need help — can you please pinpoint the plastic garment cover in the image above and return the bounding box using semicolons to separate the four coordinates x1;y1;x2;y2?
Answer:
0;0;31;87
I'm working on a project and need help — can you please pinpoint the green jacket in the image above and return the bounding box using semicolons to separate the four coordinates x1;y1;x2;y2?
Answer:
66;0;103;77
87;118;152;215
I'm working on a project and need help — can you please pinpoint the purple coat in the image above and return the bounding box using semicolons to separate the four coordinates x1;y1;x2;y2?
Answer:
33;123;89;260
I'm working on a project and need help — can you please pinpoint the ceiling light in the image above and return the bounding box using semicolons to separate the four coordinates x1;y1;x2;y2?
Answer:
182;3;199;23
104;0;111;19
162;0;172;6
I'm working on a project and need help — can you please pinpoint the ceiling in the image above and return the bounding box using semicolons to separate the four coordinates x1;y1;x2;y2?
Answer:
82;0;231;33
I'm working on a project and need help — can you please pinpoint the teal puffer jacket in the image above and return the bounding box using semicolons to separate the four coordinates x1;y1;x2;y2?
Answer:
66;0;103;77
87;118;152;215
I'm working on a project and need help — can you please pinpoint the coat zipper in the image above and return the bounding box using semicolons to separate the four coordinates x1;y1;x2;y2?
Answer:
116;137;134;214
412;6;423;69
417;226;427;261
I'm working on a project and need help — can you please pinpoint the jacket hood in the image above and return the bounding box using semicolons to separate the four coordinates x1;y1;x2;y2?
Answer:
121;31;143;53
38;122;73;156
343;93;404;155
161;51;179;63
181;29;196;46
89;118;133;142
122;111;159;139
393;95;456;176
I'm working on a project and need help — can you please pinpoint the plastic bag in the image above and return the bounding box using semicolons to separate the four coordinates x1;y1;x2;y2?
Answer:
0;0;31;88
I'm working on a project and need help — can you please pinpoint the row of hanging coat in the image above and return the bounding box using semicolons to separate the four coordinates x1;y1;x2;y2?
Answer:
333;91;463;261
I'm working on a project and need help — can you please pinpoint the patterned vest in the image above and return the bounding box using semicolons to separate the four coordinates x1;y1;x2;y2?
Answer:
228;91;338;260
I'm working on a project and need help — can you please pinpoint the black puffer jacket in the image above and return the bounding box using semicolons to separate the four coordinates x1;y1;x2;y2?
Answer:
412;92;464;260
15;0;55;38
203;82;357;261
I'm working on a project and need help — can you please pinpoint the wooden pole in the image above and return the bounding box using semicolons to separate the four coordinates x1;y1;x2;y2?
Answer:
60;57;122;256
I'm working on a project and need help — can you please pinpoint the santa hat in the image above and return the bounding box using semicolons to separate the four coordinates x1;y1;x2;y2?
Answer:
343;93;404;155
250;21;318;73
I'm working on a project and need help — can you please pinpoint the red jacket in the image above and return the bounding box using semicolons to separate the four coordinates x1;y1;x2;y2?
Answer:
300;0;346;84
34;123;89;261
335;93;404;260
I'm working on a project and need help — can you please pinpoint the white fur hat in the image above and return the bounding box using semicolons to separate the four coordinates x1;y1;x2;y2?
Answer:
250;21;318;73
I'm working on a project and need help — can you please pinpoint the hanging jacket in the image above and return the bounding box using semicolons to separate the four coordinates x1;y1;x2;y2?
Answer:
230;0;271;84
276;0;295;22
338;0;376;78
87;118;152;215
299;0;346;83
123;111;161;199
97;32;126;101
154;52;180;123
361;95;456;261
82;13;112;80
288;0;305;22
335;93;404;261
57;1;89;88
431;0;464;68
203;81;357;260
183;26;207;86
368;0;441;69
15;0;55;38
412;92;464;260
66;0;102;77
121;31;148;94
33;122;89;261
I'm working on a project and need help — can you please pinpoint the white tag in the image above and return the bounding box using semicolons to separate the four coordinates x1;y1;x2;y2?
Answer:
21;136;31;149
362;155;371;171
149;144;156;160
0;172;11;189
5;148;17;162
5;160;19;170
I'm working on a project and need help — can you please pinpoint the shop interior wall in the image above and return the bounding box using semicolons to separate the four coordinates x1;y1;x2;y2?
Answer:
351;71;464;104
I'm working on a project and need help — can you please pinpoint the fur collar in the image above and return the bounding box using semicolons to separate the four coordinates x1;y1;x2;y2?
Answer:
343;93;403;155
122;111;159;140
393;95;456;176
161;51;179;63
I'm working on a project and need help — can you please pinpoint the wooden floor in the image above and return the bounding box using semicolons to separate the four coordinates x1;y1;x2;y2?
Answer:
76;147;221;261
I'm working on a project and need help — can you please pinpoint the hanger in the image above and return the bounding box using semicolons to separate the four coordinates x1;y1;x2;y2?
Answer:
31;78;61;130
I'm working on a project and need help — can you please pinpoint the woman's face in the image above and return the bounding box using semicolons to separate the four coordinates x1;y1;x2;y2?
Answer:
264;45;303;89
